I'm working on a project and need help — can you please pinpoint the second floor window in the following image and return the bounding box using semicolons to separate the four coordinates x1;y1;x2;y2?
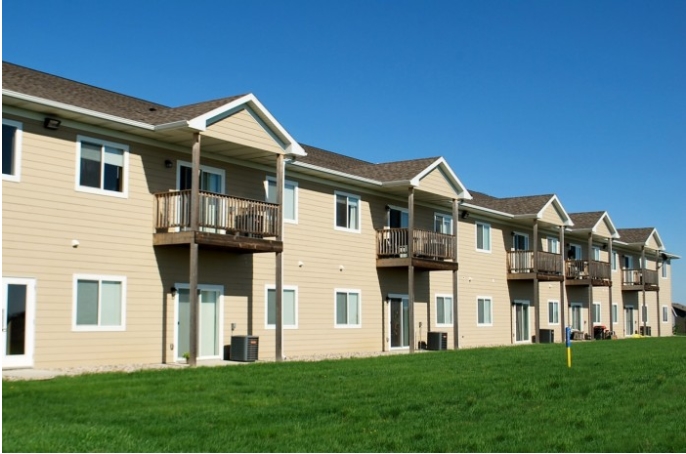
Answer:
547;237;560;254
2;118;22;182
267;177;298;223
77;136;128;197
335;192;360;232
434;214;453;234
662;260;669;278
476;222;491;252
612;251;618;271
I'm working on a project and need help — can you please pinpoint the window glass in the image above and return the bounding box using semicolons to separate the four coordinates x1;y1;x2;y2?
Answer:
593;303;601;324
267;288;297;328
2;123;16;176
75;277;124;329
335;193;360;231
548;301;559;324
436;296;453;325
477;298;492;325
547;237;560;254
267;178;297;222
434;214;453;234
78;137;127;195
336;291;360;326
476;223;491;251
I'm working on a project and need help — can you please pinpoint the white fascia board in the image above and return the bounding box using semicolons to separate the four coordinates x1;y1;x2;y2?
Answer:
663;252;681;260
410;157;473;200
650;228;665;250
460;202;514;220
3;90;156;130
154;120;193;131
187;93;306;157
290;161;382;186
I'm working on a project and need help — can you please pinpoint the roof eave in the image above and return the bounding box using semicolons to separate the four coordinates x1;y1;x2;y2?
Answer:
3;89;156;131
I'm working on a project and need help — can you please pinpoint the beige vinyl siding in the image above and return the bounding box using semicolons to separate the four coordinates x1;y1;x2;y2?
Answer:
646;233;660;251
595;218;614;238
202;109;283;154
457;216;513;347
418;167;461;199
539;202;567;226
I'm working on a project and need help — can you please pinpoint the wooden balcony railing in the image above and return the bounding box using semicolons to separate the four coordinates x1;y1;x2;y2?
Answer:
154;190;280;238
376;228;455;261
507;250;562;276
622;268;658;287
565;260;611;281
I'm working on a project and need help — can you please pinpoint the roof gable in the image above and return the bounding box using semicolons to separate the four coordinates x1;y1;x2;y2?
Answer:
568;211;619;238
617;227;665;250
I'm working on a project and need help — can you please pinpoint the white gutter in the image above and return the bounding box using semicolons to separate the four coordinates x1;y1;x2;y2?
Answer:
3;90;158;131
460;202;514;219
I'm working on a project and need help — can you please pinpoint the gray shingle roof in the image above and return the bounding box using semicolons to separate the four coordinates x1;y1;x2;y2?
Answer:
569;211;605;229
2;61;244;125
467;190;554;216
299;144;440;183
617;228;654;244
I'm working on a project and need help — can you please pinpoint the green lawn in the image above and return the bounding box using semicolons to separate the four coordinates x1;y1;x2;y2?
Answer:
3;337;686;452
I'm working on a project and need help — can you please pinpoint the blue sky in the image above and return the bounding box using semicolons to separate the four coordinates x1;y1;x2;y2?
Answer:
3;0;685;303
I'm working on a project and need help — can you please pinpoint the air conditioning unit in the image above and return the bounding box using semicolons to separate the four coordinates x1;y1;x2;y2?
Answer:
427;331;448;351
230;335;259;362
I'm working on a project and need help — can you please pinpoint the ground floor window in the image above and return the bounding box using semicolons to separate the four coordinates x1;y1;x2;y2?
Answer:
548;300;559;324
73;275;126;331
266;286;297;328
335;290;361;327
436;295;453;326
477;297;493;326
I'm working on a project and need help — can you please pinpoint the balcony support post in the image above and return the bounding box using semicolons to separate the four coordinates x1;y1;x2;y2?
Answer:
559;226;566;333
275;154;285;361
641;246;647;334
452;198;460;349
608;238;614;335
408;187;415;353
188;132;201;366
588;232;594;338
656;250;662;336
533;219;539;343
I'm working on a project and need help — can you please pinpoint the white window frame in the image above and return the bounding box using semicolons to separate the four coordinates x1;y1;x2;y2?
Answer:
548;300;560;325
612;303;619;324
593;246;601;261
2;118;23;182
476;222;492;253
266;176;298;224
512;231;529;251
334;191;361;233
334;289;362;328
434;213;453;235
72;274;127;332
75;135;129;198
477;296;493;326
662;306;669;323
265;285;298;329
435;294;453;327
547;237;560;254
592;302;602;325
612;251;618;272
662;259;669;279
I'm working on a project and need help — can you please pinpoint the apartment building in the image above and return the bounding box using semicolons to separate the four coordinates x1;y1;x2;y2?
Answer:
2;62;678;370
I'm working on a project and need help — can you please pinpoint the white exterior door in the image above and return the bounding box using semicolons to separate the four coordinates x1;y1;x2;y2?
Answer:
513;301;530;342
389;296;409;348
2;278;36;369
571;304;583;331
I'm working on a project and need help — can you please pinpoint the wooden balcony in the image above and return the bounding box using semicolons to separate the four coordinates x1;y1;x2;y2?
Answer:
153;190;282;253
622;268;659;291
507;250;563;281
565;260;612;287
376;228;458;271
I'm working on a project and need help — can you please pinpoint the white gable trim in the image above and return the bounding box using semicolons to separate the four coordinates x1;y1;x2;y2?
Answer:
536;195;573;226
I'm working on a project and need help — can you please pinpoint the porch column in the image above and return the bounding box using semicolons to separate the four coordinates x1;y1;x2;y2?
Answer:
408;187;415;353
532;219;539;343
189;132;201;366
559;226;566;335
452;199;460;349
587;232;594;338
275;154;285;361
608;238;614;335
656;251;661;336
641;246;647;334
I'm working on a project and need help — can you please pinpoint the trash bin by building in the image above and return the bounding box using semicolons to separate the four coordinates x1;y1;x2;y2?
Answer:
593;325;606;340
